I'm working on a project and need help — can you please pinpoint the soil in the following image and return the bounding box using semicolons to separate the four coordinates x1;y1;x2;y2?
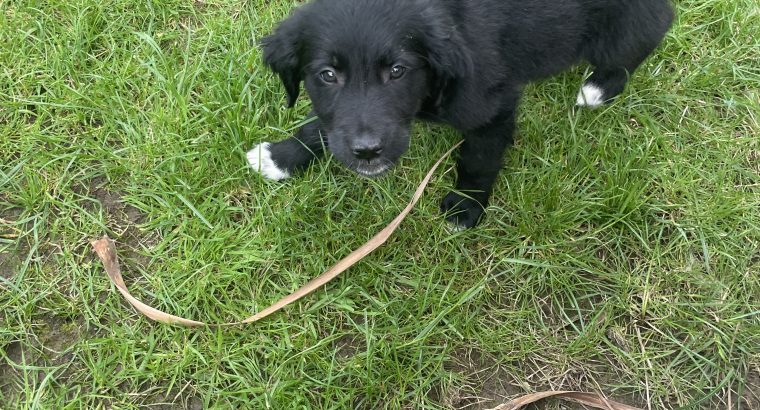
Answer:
442;349;526;409
0;206;24;280
740;365;760;409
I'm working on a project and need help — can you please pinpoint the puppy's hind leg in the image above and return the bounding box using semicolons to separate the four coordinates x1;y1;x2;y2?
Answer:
248;112;326;180
577;0;674;108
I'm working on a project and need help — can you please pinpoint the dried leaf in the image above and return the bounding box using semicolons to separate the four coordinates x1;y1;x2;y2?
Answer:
487;390;641;410
92;142;463;327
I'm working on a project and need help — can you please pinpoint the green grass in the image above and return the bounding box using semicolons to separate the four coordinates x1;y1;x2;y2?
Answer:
1;0;758;408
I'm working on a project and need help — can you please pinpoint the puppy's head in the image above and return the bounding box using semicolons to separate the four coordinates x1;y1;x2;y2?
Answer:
261;0;471;177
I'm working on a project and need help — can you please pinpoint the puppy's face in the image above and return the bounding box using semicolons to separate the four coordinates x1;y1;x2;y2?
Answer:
302;45;429;176
262;0;470;176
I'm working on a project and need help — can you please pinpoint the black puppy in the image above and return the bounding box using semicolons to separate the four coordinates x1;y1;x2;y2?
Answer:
248;0;673;229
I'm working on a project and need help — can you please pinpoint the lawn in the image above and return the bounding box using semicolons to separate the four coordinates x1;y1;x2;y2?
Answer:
1;0;758;408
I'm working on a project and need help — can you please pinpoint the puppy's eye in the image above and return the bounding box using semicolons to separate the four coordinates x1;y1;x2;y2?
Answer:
320;70;337;83
390;65;406;80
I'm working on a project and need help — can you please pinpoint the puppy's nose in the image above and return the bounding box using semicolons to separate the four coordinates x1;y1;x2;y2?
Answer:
351;139;383;160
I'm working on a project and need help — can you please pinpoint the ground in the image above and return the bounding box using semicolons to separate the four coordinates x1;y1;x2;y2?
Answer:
1;0;759;408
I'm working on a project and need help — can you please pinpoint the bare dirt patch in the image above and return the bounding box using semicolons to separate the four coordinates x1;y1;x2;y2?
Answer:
333;334;362;360
441;347;649;409
77;175;154;266
138;389;204;410
0;340;24;400
0;206;25;281
82;176;145;226
0;314;84;401
37;315;84;362
741;364;760;409
0;249;22;281
442;349;525;409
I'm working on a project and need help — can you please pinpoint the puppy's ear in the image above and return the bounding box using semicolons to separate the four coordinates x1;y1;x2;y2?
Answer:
260;11;307;107
418;7;473;82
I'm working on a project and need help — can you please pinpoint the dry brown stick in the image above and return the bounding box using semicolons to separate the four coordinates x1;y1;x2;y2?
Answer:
92;141;463;327
486;390;642;410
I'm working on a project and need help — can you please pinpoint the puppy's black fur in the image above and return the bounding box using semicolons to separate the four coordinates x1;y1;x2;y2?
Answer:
256;0;673;228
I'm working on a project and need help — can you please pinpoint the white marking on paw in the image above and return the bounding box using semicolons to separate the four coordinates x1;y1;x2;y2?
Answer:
247;142;291;181
446;222;468;233
576;83;605;108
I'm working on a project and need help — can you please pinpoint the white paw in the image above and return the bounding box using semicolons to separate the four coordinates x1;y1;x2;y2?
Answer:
576;83;605;108
446;222;468;233
247;142;291;181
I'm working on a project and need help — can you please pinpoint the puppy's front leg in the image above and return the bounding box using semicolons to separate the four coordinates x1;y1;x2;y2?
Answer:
247;112;326;180
442;108;516;229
